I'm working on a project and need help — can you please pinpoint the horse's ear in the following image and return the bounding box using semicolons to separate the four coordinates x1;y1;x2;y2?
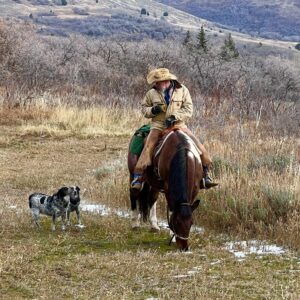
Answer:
192;199;201;211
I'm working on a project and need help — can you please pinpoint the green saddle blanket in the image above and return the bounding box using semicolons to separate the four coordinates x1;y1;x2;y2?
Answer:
129;124;151;155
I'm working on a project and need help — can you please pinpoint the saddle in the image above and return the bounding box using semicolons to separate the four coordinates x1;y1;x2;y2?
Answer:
129;124;151;155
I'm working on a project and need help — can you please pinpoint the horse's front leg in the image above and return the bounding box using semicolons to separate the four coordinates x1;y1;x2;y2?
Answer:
149;189;160;232
149;202;160;231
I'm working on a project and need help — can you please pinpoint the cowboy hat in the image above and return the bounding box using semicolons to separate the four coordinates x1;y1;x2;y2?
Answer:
147;68;178;85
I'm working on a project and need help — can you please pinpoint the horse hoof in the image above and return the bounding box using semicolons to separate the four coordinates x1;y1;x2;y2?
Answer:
131;225;141;231
150;225;160;232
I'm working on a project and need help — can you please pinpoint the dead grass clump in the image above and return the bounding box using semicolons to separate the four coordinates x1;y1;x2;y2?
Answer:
0;107;52;126
19;106;145;137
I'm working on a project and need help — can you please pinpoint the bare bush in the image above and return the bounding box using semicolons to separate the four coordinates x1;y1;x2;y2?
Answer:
0;21;299;134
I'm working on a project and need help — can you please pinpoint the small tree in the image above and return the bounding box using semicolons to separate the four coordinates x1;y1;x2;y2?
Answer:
183;30;192;46
61;0;67;5
141;8;147;15
295;43;300;51
220;33;239;60
196;25;208;52
163;11;169;16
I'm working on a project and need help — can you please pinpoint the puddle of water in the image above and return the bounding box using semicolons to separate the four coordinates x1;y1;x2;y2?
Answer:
81;203;131;219
225;240;286;260
81;204;111;216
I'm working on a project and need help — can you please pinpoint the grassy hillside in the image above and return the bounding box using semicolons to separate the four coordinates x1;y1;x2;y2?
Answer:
1;0;298;52
158;0;300;41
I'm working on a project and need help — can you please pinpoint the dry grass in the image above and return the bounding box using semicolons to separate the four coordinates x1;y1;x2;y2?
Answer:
4;106;145;137
0;106;300;299
1;213;299;299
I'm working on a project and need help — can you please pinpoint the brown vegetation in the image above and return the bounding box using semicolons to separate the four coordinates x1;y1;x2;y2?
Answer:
0;108;300;298
0;20;299;298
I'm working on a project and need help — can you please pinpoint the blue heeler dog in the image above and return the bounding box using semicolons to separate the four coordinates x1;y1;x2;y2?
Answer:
29;186;81;230
66;186;82;226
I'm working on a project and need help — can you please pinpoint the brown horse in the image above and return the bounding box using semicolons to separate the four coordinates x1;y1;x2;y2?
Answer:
128;128;202;251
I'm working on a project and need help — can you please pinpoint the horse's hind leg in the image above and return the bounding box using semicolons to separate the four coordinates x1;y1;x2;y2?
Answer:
149;189;160;232
130;187;141;229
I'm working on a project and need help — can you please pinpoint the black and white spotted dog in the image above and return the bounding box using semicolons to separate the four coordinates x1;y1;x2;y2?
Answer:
66;186;82;226
29;186;81;231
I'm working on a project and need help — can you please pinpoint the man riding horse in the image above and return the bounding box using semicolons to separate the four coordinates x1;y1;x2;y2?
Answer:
131;68;218;190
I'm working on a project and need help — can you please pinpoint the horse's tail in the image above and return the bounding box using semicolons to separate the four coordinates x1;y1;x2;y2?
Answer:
169;143;192;217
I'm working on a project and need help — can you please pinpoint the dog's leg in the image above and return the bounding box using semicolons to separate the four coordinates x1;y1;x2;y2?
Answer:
31;209;40;228
67;209;71;226
61;213;66;231
52;214;56;231
76;207;82;225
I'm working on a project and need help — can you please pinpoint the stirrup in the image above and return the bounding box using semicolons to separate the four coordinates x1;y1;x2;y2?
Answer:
131;174;144;190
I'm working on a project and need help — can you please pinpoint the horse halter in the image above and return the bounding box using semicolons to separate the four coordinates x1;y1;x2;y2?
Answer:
167;203;192;245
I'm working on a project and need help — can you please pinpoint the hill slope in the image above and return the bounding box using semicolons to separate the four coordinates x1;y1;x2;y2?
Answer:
0;0;298;52
158;0;300;41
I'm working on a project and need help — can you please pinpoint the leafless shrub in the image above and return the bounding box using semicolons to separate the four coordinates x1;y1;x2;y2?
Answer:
0;21;299;134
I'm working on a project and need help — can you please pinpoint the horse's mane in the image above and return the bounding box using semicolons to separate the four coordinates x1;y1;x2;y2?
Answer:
168;131;192;218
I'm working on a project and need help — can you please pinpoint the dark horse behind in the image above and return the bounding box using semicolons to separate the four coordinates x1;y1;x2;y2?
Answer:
128;128;202;251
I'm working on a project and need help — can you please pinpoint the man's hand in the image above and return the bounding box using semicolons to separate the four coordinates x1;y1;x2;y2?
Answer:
165;115;177;128
151;105;163;116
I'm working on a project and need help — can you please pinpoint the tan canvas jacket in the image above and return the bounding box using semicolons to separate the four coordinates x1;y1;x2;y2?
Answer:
141;84;193;130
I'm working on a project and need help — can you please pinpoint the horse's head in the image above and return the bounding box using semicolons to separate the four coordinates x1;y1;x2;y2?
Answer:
169;199;200;251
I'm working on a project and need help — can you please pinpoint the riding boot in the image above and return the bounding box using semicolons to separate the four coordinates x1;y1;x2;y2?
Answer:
200;166;218;189
131;173;144;191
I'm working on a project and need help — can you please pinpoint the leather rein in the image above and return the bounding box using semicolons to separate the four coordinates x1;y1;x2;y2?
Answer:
167;203;192;245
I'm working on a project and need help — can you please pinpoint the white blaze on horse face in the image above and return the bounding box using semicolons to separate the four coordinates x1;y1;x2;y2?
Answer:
150;202;160;231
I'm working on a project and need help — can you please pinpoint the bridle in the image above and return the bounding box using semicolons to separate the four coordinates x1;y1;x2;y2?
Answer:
167;203;192;245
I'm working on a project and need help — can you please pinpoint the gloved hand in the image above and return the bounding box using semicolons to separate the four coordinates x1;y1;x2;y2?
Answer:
151;105;163;115
165;115;177;128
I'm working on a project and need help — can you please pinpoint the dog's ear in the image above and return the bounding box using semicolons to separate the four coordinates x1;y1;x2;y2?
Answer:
76;186;80;192
57;187;70;198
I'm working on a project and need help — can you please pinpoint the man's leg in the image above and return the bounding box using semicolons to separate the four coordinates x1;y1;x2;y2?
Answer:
182;128;218;189
131;129;162;190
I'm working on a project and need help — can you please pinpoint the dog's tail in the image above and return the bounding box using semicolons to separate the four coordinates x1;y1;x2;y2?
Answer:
28;194;34;209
